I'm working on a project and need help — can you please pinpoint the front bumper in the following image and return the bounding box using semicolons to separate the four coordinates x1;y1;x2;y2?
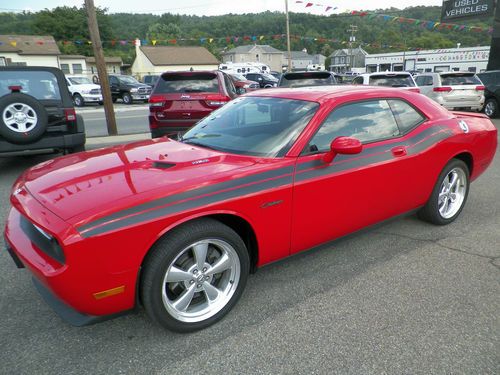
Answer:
0;132;85;153
4;203;137;324
131;94;150;100
82;94;103;102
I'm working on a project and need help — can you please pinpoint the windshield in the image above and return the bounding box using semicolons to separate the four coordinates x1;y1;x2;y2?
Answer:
181;96;319;157
369;75;415;87
117;76;140;85
262;74;278;81
68;76;93;85
441;73;481;86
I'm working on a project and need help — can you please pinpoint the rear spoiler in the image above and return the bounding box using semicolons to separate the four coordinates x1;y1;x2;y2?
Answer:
451;111;489;119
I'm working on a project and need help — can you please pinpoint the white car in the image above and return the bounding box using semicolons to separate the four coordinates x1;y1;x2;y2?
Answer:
65;75;103;107
352;72;420;93
414;72;485;111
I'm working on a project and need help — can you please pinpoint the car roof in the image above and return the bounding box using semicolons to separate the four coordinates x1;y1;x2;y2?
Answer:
245;85;417;103
363;72;412;77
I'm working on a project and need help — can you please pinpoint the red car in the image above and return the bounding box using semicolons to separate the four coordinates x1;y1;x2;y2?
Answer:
148;71;238;138
4;87;497;332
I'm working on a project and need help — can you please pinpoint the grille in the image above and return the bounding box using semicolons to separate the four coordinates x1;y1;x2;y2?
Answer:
90;88;101;95
249;83;259;89
138;87;151;95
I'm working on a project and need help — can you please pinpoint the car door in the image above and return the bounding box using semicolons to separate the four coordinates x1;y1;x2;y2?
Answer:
291;98;426;254
109;76;119;96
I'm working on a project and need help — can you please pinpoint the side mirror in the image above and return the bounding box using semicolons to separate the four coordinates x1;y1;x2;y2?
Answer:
236;87;246;95
323;136;362;163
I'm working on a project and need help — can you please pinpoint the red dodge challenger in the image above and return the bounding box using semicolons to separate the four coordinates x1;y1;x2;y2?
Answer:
4;86;497;332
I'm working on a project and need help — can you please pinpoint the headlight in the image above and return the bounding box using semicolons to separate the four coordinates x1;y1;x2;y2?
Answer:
243;84;250;88
130;88;139;92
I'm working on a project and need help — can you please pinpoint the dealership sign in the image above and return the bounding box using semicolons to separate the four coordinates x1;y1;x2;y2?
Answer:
441;0;495;21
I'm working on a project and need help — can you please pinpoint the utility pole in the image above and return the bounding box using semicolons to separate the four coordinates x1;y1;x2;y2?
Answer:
285;0;292;72
84;0;117;135
347;25;357;73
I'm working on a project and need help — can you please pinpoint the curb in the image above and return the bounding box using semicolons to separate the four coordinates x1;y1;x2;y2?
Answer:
85;133;151;146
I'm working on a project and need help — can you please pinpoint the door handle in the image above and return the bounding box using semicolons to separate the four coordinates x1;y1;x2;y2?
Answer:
391;146;407;157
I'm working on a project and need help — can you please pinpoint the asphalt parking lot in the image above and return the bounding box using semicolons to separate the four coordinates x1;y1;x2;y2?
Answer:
0;120;499;375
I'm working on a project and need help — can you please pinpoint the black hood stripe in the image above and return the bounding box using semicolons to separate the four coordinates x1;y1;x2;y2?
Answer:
77;165;294;233
81;174;293;238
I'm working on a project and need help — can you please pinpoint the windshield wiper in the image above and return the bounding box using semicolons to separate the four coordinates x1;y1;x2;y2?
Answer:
181;138;220;151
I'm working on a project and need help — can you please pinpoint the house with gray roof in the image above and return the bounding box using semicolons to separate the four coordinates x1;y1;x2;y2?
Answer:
222;44;284;72
329;47;368;73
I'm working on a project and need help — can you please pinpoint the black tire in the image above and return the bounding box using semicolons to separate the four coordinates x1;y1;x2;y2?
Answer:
92;75;99;84
122;92;132;104
98;101;104;105
484;98;498;118
418;159;470;225
0;93;48;144
141;218;250;332
73;94;85;107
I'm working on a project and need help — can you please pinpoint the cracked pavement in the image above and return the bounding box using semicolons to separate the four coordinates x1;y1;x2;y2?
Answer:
0;120;498;375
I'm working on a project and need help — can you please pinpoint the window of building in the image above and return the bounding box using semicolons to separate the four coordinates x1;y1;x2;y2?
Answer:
0;57;6;66
72;64;83;74
468;67;477;72
434;65;450;73
60;63;70;74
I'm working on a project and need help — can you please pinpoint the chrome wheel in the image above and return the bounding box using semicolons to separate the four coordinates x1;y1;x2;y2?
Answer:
162;239;241;323
438;167;467;219
484;100;497;117
2;103;38;132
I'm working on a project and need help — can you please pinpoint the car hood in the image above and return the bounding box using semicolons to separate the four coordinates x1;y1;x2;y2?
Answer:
21;138;257;224
126;84;150;89
70;84;100;91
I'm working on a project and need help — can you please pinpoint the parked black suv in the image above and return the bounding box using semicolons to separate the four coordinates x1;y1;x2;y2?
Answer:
109;74;152;104
0;66;85;154
477;70;500;118
244;72;278;88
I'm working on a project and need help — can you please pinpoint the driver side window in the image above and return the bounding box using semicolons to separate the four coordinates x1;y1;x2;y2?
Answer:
307;100;400;153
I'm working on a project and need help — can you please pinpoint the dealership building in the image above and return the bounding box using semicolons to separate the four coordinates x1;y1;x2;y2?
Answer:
364;46;490;73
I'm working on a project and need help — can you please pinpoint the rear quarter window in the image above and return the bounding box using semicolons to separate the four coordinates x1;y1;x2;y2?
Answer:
155;73;219;93
388;100;425;134
0;71;61;100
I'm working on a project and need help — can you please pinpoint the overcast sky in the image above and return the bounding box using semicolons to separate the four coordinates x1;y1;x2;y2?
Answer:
3;0;443;16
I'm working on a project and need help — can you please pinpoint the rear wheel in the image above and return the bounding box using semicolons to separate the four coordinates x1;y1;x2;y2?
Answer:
141;218;249;332
418;159;469;225
484;98;498;118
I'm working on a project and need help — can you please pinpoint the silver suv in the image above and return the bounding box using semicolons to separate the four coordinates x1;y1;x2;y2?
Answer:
415;72;485;111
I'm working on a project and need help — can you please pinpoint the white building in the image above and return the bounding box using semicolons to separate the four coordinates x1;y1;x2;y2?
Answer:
365;46;490;73
222;45;284;72
132;40;219;78
0;35;61;67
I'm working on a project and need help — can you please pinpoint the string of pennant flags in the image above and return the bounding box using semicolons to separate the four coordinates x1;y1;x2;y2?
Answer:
0;6;492;50
1;36;482;52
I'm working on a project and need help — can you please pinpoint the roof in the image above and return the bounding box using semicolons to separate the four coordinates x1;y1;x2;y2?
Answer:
59;55;86;59
0;35;60;55
245;85;418;103
139;46;219;66
329;47;368;58
290;51;311;59
85;56;123;64
224;45;283;55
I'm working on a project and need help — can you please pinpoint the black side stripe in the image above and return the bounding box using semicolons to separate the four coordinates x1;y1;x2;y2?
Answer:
81;174;293;238
296;125;449;172
295;129;453;183
77;166;294;233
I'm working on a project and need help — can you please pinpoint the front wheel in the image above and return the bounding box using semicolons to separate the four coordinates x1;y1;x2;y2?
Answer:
73;94;84;107
141;218;250;332
122;92;132;104
418;159;470;225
